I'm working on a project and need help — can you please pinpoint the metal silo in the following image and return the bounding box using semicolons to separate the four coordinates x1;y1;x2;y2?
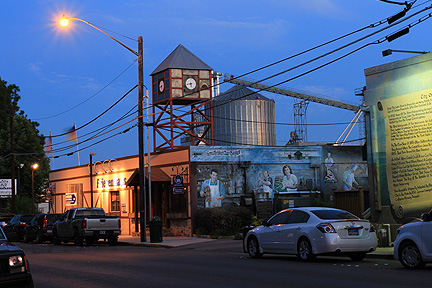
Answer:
209;85;276;146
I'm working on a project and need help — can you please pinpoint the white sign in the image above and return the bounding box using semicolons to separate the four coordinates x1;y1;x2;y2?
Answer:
0;179;17;198
66;193;77;205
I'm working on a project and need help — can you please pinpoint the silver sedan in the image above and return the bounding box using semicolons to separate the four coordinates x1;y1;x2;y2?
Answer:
244;207;377;261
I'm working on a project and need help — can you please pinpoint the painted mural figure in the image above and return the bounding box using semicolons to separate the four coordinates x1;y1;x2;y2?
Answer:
280;165;298;193
258;170;274;199
343;164;360;191
200;169;225;207
324;153;337;182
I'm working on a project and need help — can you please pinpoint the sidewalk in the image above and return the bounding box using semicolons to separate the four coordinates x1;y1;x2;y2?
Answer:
118;235;216;248
118;235;394;259
368;247;394;259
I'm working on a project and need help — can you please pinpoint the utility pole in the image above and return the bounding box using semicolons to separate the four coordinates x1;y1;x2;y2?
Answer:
89;153;96;207
10;104;16;213
138;36;147;242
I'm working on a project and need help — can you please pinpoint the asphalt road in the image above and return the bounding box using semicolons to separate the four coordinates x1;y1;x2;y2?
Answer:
17;240;432;288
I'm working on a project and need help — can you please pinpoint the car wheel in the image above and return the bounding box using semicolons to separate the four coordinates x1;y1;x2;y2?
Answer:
349;252;366;261
247;237;263;259
86;238;94;246
74;229;84;246
74;230;84;246
52;230;61;245
35;233;43;244
108;237;118;246
297;238;315;261
399;242;426;269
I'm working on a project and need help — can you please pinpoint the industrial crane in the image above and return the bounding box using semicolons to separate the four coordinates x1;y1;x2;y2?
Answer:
223;73;364;145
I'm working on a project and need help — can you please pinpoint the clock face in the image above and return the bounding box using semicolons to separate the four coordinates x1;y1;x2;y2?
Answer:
158;80;165;93
185;78;197;90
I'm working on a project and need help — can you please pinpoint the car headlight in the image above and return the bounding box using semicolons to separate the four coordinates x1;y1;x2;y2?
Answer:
9;255;26;274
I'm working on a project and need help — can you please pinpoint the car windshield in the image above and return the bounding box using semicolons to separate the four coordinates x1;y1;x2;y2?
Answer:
46;214;63;222
22;215;34;222
75;210;106;217
312;209;358;220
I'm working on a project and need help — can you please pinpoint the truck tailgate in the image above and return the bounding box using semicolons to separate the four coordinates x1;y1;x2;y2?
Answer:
85;218;119;231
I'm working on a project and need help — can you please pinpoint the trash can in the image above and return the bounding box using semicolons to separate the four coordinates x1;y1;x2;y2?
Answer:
149;216;163;243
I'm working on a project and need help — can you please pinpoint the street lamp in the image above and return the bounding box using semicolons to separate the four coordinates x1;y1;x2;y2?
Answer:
89;153;96;208
382;49;429;57
59;15;147;242
31;163;39;214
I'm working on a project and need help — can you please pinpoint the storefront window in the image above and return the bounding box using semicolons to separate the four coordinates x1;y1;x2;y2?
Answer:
111;191;120;212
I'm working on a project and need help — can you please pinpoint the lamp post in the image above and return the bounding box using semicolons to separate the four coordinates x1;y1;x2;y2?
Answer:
60;15;147;242
89;153;96;208
31;163;39;214
17;164;24;196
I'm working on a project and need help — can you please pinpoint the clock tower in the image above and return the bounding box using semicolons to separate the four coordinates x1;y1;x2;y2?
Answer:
150;44;214;151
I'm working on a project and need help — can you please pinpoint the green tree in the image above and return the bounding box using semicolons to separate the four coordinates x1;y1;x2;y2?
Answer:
0;77;50;213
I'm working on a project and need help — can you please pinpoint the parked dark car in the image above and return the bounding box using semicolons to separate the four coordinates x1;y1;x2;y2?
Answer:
3;215;34;242
0;226;34;287
0;214;15;229
24;213;63;243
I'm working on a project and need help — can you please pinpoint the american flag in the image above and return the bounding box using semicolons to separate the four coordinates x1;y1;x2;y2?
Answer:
44;136;53;155
67;124;77;142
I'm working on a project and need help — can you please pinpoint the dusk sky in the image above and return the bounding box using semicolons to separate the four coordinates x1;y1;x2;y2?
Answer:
1;0;431;170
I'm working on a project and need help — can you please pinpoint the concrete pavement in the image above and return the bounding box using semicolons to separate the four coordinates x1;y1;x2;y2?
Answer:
118;235;216;248
118;235;394;259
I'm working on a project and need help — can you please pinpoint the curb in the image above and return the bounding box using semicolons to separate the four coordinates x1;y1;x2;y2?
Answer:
366;253;394;260
118;241;174;248
118;238;395;259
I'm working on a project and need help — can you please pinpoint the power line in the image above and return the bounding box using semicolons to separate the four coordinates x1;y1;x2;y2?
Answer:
50;85;137;138
43;2;432;158
34;59;137;121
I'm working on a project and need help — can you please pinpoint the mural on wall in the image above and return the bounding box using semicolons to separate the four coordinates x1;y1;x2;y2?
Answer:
320;146;368;201
324;153;337;183
199;169;226;207
191;146;368;210
192;146;322;209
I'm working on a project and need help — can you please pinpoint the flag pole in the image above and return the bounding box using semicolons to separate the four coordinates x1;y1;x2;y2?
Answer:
50;131;55;169
74;123;80;166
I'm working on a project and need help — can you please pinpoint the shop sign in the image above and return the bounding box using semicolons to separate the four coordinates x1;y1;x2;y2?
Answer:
0;179;16;198
66;193;77;205
96;176;127;189
173;174;184;194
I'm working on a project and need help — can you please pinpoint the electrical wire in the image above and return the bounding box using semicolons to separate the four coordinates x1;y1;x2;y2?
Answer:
33;59;137;121
50;85;137;138
43;2;432;158
48;105;138;153
167;3;432;121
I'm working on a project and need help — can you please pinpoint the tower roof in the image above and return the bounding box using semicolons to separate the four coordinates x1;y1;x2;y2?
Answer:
150;44;212;75
215;85;273;102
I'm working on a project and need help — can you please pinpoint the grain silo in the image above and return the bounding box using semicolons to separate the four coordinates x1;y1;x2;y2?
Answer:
209;85;276;146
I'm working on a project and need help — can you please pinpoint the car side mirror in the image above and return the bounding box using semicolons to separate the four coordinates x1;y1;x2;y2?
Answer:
261;219;269;226
421;213;431;222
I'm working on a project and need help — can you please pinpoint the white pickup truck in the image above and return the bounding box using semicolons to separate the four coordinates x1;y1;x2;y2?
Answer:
52;207;121;246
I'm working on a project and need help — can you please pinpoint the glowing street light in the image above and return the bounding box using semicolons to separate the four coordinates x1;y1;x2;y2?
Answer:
58;15;147;242
59;17;69;27
32;163;39;214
